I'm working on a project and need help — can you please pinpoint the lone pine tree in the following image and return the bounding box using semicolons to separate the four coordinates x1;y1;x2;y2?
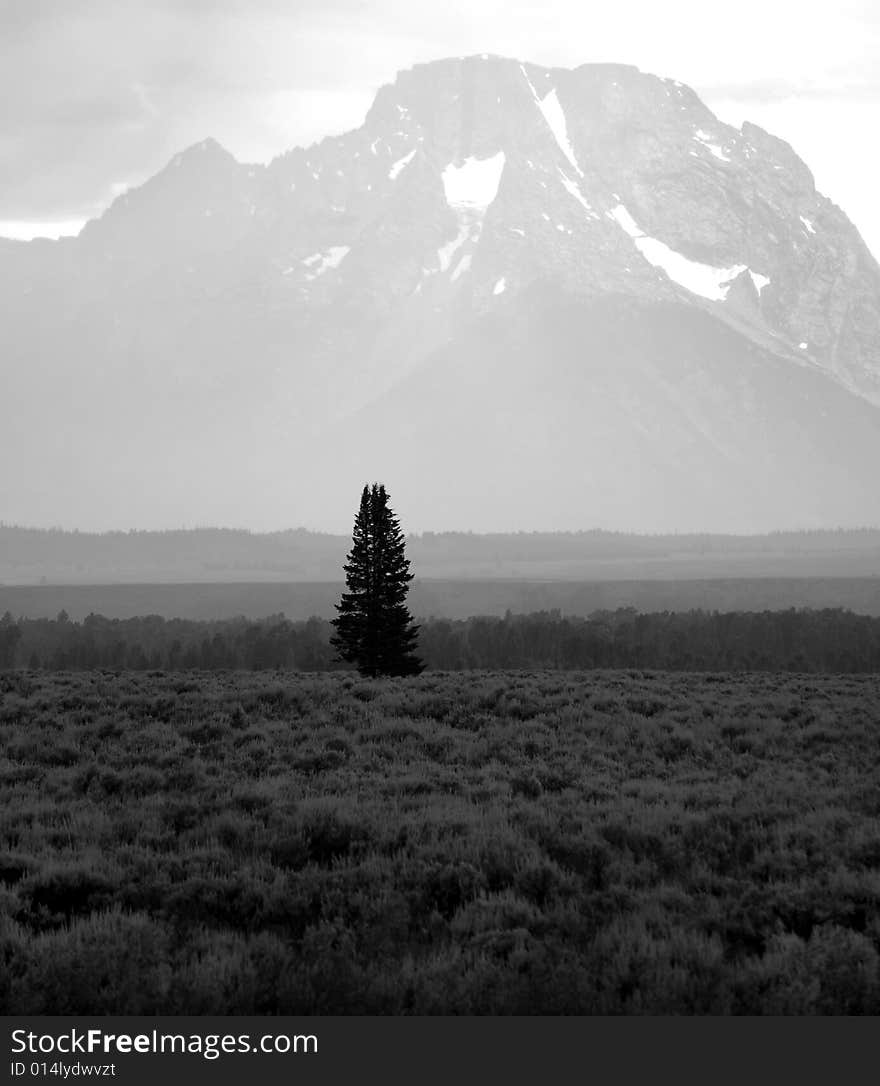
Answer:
331;483;424;677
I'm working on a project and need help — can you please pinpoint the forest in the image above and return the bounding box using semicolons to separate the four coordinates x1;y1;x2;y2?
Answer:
3;606;880;673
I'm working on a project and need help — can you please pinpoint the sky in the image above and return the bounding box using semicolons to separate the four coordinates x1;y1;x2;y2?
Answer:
2;0;880;257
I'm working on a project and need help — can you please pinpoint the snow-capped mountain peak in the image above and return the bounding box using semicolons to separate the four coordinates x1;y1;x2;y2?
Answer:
4;54;880;532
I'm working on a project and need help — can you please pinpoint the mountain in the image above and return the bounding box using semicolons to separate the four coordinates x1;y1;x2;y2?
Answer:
4;54;880;533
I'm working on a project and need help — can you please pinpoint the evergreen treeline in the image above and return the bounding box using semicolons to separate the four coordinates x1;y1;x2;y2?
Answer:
3;607;880;673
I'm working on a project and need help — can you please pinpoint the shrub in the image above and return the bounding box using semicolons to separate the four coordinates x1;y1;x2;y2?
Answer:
9;910;170;1014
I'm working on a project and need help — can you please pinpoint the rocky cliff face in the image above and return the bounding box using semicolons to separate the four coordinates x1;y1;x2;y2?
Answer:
3;55;880;532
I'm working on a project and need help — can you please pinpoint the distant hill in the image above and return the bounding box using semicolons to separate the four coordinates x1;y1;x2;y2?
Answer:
2;524;880;586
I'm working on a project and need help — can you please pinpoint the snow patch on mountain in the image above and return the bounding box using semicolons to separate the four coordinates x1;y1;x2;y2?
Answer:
436;223;471;273
450;254;472;281
537;90;582;176
693;129;730;162
493;277;507;295
432;152;506;279
557;169;599;220
441;152;506;211
800;215;816;235
388;149;416;180
302;246;350;279
520;64;582;176
609;204;768;302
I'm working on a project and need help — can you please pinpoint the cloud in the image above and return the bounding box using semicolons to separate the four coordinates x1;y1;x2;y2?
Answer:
701;75;880;106
0;219;85;241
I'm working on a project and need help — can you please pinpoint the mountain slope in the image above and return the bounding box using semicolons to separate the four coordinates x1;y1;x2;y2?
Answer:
3;55;880;531
323;291;880;532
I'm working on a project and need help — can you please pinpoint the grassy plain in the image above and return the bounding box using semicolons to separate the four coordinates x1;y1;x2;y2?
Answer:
1;667;879;1014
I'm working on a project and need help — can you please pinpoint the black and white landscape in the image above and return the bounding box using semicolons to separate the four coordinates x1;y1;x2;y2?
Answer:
4;53;880;532
3;4;880;1021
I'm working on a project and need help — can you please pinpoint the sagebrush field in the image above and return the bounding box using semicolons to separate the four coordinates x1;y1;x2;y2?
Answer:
1;668;879;1014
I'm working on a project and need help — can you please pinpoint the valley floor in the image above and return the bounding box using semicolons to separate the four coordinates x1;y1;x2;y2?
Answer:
1;668;878;1014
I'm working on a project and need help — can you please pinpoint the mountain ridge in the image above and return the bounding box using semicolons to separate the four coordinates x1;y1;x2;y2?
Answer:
4;54;880;533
